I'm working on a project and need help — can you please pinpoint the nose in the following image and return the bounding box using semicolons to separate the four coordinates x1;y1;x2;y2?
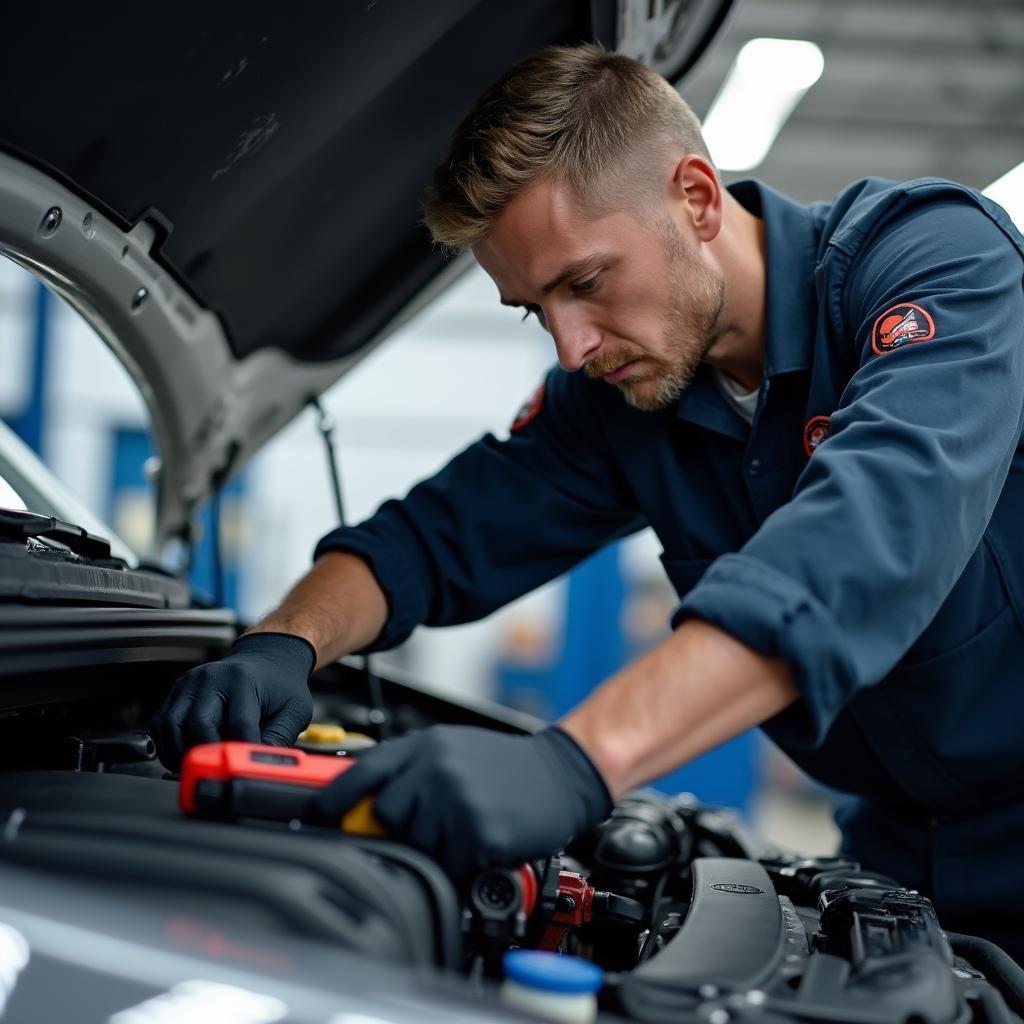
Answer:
546;307;602;373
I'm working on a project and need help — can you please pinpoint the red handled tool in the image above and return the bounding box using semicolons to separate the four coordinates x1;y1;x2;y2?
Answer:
180;741;385;835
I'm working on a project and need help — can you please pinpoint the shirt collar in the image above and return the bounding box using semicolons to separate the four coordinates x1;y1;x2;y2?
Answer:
674;364;750;442
676;178;821;433
728;178;821;377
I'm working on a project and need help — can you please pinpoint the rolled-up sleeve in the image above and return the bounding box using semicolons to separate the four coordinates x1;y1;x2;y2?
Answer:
315;368;643;651
676;198;1024;745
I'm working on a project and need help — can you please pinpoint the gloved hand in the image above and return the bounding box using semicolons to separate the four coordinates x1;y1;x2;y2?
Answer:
150;632;316;770
312;724;613;879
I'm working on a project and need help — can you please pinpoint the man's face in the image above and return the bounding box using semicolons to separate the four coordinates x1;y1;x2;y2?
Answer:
472;178;725;412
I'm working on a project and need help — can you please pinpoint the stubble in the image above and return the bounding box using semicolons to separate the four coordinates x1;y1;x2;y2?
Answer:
611;220;725;412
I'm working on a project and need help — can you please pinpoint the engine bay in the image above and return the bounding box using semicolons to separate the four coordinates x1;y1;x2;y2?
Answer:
0;658;1021;1024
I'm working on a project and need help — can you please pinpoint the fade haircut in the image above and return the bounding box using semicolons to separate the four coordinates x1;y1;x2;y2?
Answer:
423;43;711;253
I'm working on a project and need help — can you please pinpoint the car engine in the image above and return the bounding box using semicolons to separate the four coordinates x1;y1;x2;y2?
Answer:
0;657;1021;1024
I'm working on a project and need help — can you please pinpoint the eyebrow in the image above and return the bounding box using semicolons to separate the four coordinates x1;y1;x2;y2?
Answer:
499;253;605;307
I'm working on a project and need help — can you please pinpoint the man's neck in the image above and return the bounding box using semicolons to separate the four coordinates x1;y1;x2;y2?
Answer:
703;192;767;392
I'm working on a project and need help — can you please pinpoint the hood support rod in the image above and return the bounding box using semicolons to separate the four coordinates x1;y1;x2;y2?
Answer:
309;399;390;739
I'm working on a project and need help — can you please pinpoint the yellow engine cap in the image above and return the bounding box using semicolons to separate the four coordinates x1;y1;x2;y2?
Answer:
299;723;350;744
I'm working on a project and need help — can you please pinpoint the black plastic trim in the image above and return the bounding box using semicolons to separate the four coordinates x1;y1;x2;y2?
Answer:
0;606;236;684
0;544;190;609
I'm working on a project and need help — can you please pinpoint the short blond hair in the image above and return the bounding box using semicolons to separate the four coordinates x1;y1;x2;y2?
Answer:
423;44;710;252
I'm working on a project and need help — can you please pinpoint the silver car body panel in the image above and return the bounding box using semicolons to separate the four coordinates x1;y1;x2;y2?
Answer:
0;150;472;551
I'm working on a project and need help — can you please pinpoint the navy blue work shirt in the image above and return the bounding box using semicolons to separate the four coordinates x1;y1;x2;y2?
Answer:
317;177;1024;942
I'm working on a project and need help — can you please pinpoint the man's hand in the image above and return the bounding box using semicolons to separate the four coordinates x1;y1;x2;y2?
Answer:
312;725;613;879
150;632;315;770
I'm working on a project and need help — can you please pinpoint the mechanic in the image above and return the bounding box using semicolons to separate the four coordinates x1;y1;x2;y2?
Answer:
152;46;1024;954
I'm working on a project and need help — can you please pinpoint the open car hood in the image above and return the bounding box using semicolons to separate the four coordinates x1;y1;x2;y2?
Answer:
0;0;732;549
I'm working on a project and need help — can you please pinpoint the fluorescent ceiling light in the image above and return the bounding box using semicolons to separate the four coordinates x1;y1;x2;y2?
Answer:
702;38;825;172
983;161;1024;231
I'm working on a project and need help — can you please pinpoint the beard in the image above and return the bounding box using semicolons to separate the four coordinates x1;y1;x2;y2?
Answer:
585;220;725;412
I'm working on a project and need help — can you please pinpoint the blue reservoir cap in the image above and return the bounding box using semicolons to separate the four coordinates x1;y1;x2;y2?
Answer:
503;950;604;995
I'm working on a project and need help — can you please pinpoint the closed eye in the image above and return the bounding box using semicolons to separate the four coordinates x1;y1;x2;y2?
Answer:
520;303;544;327
514;270;602;324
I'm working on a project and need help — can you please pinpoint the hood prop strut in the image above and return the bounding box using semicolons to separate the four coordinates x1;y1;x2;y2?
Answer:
309;399;391;740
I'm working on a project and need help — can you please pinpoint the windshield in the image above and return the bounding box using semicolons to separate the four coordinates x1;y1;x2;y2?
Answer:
0;253;143;567
0;415;137;566
0;471;26;512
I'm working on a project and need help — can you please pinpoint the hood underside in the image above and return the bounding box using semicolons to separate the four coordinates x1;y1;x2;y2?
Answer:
0;0;732;548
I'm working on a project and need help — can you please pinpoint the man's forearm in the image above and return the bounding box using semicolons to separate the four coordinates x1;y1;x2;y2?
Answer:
560;618;799;798
246;552;389;669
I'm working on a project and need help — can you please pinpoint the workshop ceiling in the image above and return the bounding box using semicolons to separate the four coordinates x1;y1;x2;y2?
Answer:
679;0;1024;202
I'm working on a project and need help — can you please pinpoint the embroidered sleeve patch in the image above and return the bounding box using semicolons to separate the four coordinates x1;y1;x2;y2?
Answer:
871;302;935;355
510;382;546;432
803;415;831;457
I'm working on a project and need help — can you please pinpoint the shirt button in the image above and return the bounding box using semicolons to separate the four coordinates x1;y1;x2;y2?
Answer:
748;458;762;476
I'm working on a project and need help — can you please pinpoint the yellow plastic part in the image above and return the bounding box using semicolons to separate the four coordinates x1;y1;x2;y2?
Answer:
342;797;387;837
298;723;348;744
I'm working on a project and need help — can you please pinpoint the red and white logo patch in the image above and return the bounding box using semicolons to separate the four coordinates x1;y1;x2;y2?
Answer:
803;415;831;458
871;302;935;355
510;382;546;432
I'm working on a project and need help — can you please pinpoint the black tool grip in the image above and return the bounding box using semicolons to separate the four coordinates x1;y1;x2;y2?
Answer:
194;778;319;822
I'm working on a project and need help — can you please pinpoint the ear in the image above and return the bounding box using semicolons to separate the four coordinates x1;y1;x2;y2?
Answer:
668;155;722;243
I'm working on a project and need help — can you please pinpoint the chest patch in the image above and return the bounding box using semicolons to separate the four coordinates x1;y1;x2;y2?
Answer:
871;302;935;355
803;415;831;457
510;382;546;432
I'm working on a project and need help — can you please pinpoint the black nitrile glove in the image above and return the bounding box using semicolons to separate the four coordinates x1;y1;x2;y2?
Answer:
150;632;316;770
312;725;613;879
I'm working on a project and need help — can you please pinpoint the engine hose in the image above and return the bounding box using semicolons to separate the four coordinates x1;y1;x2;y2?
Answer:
946;931;1024;1018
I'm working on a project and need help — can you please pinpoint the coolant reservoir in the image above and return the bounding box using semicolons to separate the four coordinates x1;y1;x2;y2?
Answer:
500;950;603;1024
296;723;376;754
